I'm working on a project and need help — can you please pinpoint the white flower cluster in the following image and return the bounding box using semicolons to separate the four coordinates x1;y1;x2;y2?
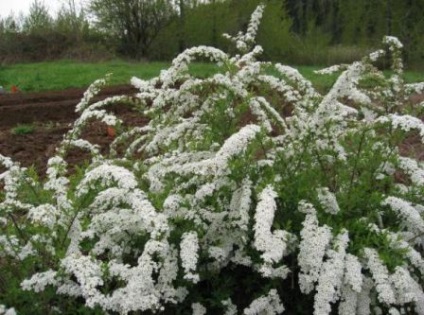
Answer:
0;154;30;212
378;114;424;142
317;187;340;214
338;254;363;315
314;64;348;75
364;247;396;305
253;185;292;278
192;303;207;315
383;36;404;51
223;4;265;53
0;306;16;315
405;82;424;94
382;196;424;236
180;231;200;283
390;266;424;310
298;202;332;294
243;289;284;315
21;269;58;292
314;231;349;315
398;157;424;187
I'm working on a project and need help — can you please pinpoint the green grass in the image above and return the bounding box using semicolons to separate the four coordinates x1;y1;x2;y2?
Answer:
0;60;171;92
0;60;422;93
11;123;35;135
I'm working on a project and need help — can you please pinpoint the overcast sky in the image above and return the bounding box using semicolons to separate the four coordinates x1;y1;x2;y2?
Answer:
0;0;85;18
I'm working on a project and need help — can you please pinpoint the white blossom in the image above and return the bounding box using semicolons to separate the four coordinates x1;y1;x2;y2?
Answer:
387;232;424;274
405;82;424;94
382;196;424;235
192;303;207;315
356;276;373;315
390;266;424;307
0;305;16;315
216;124;261;160
253;185;288;264
229;178;252;231
314;230;349;315
363;248;396;305
314;64;349;75
243;289;284;315
377;114;424;142
344;254;363;292
21;270;58;293
76;164;138;196
317;187;340;214
28;204;60;228
180;231;200;283
60;255;105;308
383;36;403;50
388;308;401;315
398;157;424;187
338;284;358;315
223;4;265;54
298;202;332;294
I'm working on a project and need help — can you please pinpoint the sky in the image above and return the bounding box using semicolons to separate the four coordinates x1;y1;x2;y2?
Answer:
0;0;84;18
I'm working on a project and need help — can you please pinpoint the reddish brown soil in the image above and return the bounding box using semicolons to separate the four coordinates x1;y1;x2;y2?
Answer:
0;85;148;176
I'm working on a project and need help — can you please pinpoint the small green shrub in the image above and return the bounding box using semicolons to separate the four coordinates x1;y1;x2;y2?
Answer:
1;5;424;315
10;124;35;135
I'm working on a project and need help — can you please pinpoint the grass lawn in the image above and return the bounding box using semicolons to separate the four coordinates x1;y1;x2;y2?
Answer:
0;59;423;93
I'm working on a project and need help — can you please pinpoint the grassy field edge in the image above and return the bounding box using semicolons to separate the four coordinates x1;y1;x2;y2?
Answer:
1;59;423;94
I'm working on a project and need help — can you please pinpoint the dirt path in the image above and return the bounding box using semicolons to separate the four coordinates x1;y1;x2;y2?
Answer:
0;85;147;175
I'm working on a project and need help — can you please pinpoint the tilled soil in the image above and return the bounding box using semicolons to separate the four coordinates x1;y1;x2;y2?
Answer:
0;85;148;176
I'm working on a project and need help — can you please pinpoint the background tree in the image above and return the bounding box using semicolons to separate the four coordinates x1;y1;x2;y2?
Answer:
56;0;88;39
56;0;86;36
22;0;53;34
89;0;176;58
0;0;423;68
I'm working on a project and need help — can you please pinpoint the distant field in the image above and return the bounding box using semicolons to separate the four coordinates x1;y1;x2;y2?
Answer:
0;59;423;94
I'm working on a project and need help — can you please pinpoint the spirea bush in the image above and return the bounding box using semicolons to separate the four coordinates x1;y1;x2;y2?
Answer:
1;5;424;315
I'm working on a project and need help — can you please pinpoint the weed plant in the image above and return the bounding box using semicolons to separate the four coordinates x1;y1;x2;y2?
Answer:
10;124;35;135
1;5;424;315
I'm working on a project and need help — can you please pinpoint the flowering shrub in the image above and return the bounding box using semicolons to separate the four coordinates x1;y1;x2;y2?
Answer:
1;4;424;315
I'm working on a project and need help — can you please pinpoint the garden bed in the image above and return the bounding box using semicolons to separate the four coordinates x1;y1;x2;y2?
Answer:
0;85;147;175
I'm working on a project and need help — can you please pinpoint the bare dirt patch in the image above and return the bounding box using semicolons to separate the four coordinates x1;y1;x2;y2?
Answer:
0;85;148;175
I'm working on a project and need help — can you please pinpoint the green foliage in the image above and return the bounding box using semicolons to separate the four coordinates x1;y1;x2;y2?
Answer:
22;0;54;34
10;124;35;135
88;0;176;58
281;0;424;68
0;0;424;68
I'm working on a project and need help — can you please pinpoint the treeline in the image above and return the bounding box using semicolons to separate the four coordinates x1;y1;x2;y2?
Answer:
1;0;423;68
284;0;424;67
0;1;110;63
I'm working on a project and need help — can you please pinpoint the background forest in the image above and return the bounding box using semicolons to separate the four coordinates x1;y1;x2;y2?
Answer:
0;0;423;69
